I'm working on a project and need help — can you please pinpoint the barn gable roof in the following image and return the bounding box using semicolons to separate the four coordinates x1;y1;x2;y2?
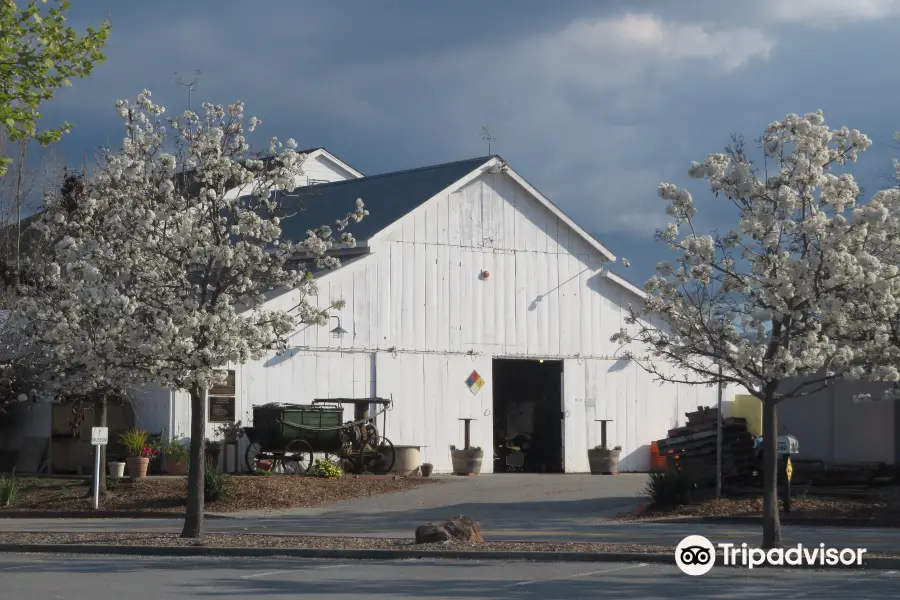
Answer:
274;156;492;244
273;155;618;263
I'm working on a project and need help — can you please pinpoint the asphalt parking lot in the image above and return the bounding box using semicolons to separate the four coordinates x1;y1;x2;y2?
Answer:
1;554;898;599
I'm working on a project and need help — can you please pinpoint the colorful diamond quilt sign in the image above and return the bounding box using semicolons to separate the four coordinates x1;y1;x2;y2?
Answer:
465;370;485;395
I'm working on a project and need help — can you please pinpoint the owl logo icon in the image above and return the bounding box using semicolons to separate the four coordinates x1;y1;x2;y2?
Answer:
675;535;716;576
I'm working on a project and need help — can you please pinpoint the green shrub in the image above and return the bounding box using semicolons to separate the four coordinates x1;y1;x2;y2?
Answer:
644;469;693;508
0;472;19;507
204;460;229;501
154;438;190;462
310;459;343;479
119;428;149;456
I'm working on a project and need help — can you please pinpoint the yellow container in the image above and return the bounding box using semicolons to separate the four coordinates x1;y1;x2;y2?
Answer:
732;394;762;436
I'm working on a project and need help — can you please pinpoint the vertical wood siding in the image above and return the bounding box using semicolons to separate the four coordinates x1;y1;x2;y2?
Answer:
195;169;727;472
271;171;648;359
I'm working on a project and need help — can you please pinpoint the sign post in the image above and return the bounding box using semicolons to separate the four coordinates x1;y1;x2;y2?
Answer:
91;427;109;510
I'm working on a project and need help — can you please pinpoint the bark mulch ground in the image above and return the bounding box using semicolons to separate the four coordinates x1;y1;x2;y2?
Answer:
0;474;439;514
616;487;900;522
0;531;673;555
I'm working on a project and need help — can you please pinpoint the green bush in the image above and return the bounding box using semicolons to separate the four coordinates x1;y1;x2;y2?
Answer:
0;472;19;507
119;428;149;456
204;460;229;502
644;469;693;508
154;438;190;462
310;459;343;479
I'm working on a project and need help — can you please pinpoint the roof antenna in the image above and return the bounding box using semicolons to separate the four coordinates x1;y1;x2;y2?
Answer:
480;125;495;155
174;69;202;112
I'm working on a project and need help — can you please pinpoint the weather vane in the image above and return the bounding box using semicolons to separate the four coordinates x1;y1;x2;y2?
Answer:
480;125;496;155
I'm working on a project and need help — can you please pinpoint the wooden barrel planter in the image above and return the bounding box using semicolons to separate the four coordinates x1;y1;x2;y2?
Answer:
451;447;483;475
588;446;621;475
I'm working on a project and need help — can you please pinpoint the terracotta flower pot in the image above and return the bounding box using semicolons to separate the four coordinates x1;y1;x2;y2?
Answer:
126;456;150;479
166;458;189;476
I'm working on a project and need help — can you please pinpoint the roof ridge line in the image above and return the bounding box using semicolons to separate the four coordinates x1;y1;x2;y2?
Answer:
289;155;497;191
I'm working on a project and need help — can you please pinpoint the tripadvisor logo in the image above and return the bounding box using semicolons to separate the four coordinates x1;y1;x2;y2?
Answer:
675;535;867;575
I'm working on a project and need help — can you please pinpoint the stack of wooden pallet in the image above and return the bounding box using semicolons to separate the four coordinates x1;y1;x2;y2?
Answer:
655;407;757;486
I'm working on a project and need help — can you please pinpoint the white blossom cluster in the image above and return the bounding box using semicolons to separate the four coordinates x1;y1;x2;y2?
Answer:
611;110;900;403
12;91;368;396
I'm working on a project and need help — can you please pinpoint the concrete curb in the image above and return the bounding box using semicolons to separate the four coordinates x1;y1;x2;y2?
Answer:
0;511;228;520
0;544;897;570
657;516;900;528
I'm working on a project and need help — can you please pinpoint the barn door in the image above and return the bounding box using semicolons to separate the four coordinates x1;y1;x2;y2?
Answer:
560;368;566;472
563;358;588;472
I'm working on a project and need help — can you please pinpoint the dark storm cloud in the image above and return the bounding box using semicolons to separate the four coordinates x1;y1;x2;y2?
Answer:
34;0;900;284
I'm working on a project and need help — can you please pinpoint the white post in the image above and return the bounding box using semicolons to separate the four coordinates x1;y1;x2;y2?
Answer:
90;426;108;510
716;364;723;498
92;443;101;510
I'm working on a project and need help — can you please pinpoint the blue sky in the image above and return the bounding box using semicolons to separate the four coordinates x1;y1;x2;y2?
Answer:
38;0;900;286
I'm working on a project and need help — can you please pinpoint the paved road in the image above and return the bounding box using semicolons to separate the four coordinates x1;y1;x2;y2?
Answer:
1;554;897;599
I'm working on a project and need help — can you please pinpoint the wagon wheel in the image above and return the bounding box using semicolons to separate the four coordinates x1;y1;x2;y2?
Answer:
281;439;314;475
363;437;395;475
245;442;264;472
340;444;373;475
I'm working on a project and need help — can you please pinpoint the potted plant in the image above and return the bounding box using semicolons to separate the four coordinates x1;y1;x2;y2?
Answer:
119;429;156;479
156;439;190;476
215;421;245;444
450;445;483;475
588;444;622;475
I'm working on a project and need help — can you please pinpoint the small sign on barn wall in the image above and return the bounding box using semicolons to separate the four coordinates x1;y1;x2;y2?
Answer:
465;370;485;395
209;396;236;422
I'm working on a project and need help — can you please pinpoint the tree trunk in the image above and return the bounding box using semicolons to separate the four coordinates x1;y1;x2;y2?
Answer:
95;394;108;495
761;397;781;549
181;386;206;539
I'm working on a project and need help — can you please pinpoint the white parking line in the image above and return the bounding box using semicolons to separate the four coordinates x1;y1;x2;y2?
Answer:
497;563;649;589
239;564;350;579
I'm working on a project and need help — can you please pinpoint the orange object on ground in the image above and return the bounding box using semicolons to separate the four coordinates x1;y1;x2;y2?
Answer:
649;441;668;471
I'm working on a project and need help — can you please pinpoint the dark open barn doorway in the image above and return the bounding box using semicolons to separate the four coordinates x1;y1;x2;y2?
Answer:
492;358;564;473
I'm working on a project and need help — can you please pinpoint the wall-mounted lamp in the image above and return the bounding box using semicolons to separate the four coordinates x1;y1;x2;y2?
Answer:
329;316;348;338
480;270;490;280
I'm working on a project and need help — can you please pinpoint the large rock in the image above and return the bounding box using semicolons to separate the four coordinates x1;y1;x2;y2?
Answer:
414;515;483;544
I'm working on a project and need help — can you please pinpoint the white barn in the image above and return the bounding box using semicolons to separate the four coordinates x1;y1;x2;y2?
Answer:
130;153;741;474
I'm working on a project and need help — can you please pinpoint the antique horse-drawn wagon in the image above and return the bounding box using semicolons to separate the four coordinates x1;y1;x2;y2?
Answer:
243;398;396;475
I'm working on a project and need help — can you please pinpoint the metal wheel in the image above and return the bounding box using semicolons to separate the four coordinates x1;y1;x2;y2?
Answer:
281;439;314;475
364;436;395;475
245;442;263;472
340;444;373;475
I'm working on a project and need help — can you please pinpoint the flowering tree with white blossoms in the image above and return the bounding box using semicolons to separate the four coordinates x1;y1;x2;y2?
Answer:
611;111;900;549
14;91;367;538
